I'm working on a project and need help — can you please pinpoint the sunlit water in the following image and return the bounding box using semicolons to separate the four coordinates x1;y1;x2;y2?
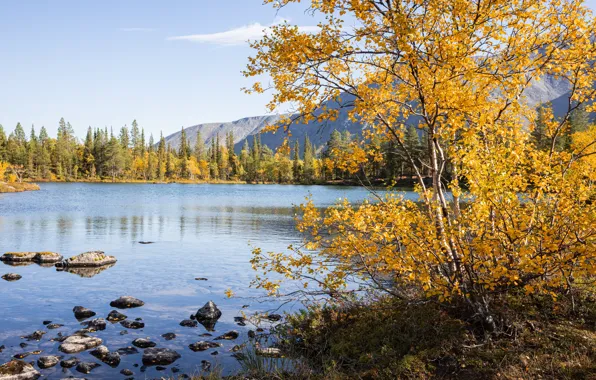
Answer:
0;183;415;378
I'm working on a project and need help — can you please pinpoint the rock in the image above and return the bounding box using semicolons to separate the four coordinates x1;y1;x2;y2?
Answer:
73;328;96;335
120;320;144;329
59;335;102;354
59;251;116;268
210;351;219;356
42;321;51;325
60;357;80;368
110;296;144;309
155;366;167;371
116;347;139;356
267;314;283;322
90;345;109;358
231;344;245;352
1;274;22;282
81;318;106;331
242;304;250;308
101;353;120;368
201;360;211;371
199;333;212;337
1;251;62;264
179;320;197;328
171;367;180;373
107;310;127;322
0;346;4;353
37;356;60;369
132;338;156;348
161;333;176;341
188;341;222;352
75;362;100;374
214;331;239;340
72;306;96;320
119;330;128;335
12;353;31;360
248;330;256;339
21;331;45;341
138;241;154;244
142;348;181;366
18;344;26;349
0;360;40;380
195;301;222;321
46;324;63;330
234;316;246;324
256;347;282;358
120;368;133;376
194;277;208;281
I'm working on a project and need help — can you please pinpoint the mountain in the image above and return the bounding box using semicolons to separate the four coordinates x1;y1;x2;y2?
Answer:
163;76;585;153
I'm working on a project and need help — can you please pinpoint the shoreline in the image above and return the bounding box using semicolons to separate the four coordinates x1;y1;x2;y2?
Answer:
0;182;41;193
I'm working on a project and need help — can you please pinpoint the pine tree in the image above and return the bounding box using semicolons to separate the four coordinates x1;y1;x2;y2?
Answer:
303;135;315;183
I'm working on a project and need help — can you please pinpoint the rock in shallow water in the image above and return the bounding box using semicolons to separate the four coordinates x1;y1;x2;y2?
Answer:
120;320;144;329
1;251;62;264
116;347;139;356
76;361;100;374
1;273;22;282
21;331;45;341
59;251;116;268
0;360;40;380
46;323;63;330
120;368;133;376
59;335;102;354
214;330;239;340
60;357;80;368
110;296;144;309
72;306;96;320
161;333;176;341
132;338;156;348
37;355;60;369
195;301;222;321
81;318;107;331
179;319;197;328
107;310;127;322
142;348;181;366
188;341;222;352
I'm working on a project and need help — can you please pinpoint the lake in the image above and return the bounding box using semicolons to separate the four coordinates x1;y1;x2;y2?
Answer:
0;183;417;378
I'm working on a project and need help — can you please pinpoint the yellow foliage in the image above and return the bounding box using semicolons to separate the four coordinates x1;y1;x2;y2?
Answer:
0;161;9;180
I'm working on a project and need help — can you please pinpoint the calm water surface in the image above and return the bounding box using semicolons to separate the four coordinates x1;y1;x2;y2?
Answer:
0;183;412;378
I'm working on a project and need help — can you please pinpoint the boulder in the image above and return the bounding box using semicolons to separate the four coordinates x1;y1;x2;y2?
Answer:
179;319;197;327
36;356;60;369
59;251;116;268
161;333;176;341
110;296;144;309
120;320;144;329
75;362;100;374
132;338;156;349
58;335;102;354
195;301;222;321
1;274;22;282
214;331;239;340
21;331;45;341
59;357;80;368
188;341;222;352
1;252;62;264
81;318;106;331
0;360;40;380
142;348;181;366
72;306;96;320
107;310;127;322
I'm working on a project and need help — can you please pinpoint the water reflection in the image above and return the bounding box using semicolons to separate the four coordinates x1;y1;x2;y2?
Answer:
58;263;115;278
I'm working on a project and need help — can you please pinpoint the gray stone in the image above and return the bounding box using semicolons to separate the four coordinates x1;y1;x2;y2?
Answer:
141;348;181;366
120;368;133;376
107;310;127;322
179;319;197;328
59;335;102;354
132;338;156;349
75;361;100;374
161;333;176;341
0;360;40;380
60;251;116;268
59;357;79;368
21;331;45;341
195;301;222;321
109;296;144;309
46;324;63;330
214;330;239;340
36;356;60;369
120;320;144;329
1;274;22;282
72;306;96;320
81;318;106;331
188;341;222;352
0;252;62;264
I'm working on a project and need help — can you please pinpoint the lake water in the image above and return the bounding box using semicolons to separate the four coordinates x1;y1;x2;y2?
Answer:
0;183;413;378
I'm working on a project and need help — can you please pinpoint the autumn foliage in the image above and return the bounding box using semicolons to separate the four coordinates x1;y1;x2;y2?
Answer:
246;0;596;324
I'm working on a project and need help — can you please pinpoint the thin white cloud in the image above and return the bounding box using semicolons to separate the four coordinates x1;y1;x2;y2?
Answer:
120;27;155;32
167;19;319;46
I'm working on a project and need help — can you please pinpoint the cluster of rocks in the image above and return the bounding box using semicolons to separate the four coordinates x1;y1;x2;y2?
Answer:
0;251;63;264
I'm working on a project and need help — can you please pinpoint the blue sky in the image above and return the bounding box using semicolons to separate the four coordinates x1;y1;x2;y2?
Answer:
1;0;595;139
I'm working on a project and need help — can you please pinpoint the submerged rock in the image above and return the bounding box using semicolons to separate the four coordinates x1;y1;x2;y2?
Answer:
266;314;283;322
132;338;156;349
214;331;239;340
37;356;60;369
142;348;181;366
161;333;176;341
21;331;45;341
75;361;100;374
1;251;62;264
138;241;154;244
59;335;102;354
188;341;222;352
194;277;208;281
58;251;116;268
42;321;51;325
90;346;120;368
107;310;127;322
120;368;133;376
179;319;197;328
110;296;144;309
120;320;144;329
1;273;22;282
46;323;63;330
72;306;96;320
0;360;40;380
116;347;139;356
60;357;80;368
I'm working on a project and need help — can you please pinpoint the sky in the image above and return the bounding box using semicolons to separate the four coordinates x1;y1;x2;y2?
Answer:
0;0;319;139
1;0;595;140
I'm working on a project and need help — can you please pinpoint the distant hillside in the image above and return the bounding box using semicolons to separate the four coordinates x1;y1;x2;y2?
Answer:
163;75;583;153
